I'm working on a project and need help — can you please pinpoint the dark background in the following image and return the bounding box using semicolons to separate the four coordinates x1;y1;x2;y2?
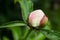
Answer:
0;0;60;40
0;0;60;31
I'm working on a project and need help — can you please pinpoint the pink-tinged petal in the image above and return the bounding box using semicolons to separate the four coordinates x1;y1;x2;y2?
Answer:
28;9;48;28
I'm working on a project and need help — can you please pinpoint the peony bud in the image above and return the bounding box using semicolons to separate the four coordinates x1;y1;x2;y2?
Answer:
28;9;48;29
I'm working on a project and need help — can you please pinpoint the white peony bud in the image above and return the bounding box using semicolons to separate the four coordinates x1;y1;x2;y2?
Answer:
28;9;48;29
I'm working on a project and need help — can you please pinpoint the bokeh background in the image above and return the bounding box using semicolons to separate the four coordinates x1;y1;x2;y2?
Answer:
0;0;60;40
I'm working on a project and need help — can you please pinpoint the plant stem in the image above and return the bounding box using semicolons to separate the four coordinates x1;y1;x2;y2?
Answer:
24;28;33;40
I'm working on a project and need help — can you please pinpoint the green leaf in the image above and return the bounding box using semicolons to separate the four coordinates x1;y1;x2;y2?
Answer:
26;30;45;40
10;26;30;40
24;28;33;40
41;29;60;40
42;21;51;30
20;26;30;40
14;0;33;23
10;27;21;40
0;21;26;28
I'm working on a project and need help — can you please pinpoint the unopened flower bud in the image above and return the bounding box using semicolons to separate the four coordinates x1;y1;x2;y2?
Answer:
28;9;48;29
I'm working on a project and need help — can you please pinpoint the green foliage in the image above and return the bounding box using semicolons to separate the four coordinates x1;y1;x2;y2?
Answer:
14;0;33;23
41;29;60;40
0;0;60;40
0;21;26;28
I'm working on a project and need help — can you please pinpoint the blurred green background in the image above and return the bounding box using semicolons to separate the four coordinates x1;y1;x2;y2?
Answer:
33;0;60;31
0;0;60;40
